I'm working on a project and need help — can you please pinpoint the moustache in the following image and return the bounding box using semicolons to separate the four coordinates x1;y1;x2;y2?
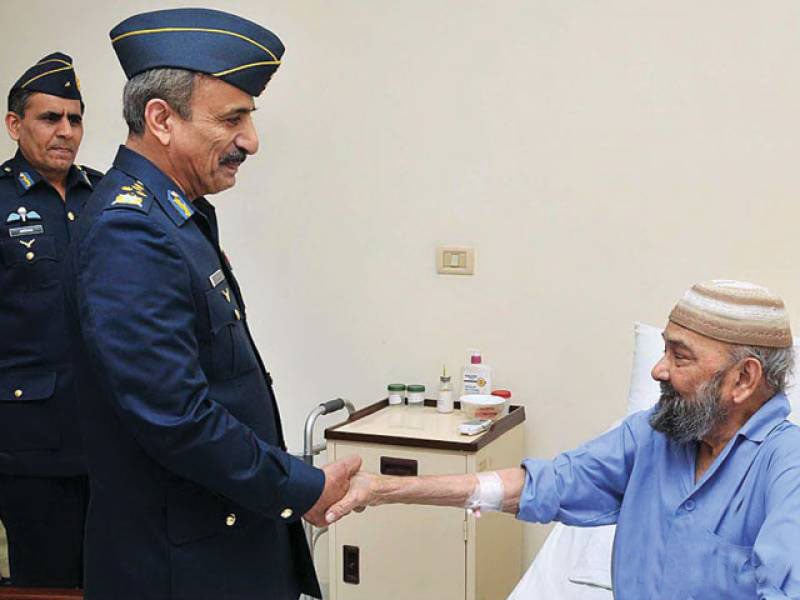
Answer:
659;381;681;402
220;148;247;167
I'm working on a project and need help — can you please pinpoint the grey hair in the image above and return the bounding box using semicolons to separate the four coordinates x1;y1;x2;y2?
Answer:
8;88;34;116
729;344;795;394
122;68;197;135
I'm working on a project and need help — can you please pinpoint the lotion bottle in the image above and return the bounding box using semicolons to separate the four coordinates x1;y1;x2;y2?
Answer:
462;350;492;395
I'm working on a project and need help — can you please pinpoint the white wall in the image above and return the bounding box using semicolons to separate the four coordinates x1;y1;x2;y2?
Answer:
4;0;800;570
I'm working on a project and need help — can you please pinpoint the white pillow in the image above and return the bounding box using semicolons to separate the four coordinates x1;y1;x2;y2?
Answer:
625;322;664;414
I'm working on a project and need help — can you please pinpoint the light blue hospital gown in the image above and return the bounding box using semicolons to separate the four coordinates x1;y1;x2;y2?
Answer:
518;393;800;599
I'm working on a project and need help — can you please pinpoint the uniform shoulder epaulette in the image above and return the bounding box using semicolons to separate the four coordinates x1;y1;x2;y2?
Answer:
105;180;153;214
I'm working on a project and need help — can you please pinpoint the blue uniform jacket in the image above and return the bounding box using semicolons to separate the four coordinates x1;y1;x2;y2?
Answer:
68;146;325;600
0;151;101;476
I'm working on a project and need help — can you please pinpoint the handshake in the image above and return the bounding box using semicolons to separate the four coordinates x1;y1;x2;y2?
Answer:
302;454;525;527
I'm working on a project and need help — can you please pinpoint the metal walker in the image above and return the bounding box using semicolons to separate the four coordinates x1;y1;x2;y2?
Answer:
300;398;356;600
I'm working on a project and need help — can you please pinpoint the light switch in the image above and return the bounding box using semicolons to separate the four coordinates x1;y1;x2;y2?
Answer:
437;246;475;275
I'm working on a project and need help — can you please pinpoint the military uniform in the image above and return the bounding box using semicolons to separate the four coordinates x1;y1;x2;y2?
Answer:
68;9;325;600
0;53;101;588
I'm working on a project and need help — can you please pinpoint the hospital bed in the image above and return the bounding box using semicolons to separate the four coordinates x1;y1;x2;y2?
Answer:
508;323;800;600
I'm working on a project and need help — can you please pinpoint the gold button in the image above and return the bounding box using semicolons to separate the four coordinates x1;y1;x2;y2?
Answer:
280;508;293;520
13;389;22;399
25;251;34;261
67;211;75;221
225;513;236;527
234;308;241;321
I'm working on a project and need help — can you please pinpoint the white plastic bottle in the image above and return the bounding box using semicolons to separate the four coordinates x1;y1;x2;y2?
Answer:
462;350;492;395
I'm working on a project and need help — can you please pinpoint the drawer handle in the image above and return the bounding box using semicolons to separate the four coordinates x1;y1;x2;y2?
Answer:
380;456;418;476
343;544;360;584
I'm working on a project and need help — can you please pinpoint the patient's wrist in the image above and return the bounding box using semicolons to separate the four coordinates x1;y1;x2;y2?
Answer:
465;471;505;513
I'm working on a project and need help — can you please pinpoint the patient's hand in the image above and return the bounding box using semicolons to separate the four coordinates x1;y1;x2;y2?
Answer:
325;471;380;523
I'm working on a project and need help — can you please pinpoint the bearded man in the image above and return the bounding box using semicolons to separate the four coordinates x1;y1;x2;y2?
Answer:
326;280;800;599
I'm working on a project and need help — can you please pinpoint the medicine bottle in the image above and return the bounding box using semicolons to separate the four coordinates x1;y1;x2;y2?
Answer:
406;384;425;407
387;384;406;406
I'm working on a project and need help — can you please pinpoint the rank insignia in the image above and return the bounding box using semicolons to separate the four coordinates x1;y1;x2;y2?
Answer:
112;193;144;207
6;206;42;223
168;189;193;219
18;171;33;190
121;181;147;197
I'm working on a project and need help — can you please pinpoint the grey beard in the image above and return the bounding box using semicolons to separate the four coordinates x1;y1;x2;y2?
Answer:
649;370;729;443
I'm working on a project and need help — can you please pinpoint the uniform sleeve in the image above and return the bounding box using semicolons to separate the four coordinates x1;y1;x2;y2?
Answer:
76;210;324;521
751;442;800;598
517;416;641;526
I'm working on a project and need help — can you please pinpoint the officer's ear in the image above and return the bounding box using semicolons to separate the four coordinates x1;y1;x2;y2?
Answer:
142;98;176;146
5;112;22;142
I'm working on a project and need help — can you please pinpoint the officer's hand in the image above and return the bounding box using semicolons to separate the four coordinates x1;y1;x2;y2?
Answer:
303;454;362;527
324;471;381;524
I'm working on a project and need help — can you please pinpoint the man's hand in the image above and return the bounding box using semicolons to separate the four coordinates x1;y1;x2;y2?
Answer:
303;454;362;527
324;471;382;524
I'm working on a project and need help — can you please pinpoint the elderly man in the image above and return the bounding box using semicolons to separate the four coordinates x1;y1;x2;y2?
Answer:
327;280;800;599
67;9;358;600
0;52;101;587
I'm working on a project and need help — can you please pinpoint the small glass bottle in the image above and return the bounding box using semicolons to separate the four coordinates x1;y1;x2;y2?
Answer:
406;384;425;408
437;366;453;413
387;384;406;406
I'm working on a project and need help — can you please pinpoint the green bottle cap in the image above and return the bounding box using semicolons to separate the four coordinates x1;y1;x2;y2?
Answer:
407;384;425;393
387;384;406;392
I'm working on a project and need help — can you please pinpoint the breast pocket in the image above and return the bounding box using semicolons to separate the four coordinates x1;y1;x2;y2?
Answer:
701;529;757;598
0;371;60;451
205;287;258;380
0;234;60;291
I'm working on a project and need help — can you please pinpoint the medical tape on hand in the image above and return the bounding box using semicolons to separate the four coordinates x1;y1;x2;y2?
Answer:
465;471;504;513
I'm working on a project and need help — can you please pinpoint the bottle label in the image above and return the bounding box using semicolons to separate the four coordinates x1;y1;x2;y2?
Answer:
463;372;488;394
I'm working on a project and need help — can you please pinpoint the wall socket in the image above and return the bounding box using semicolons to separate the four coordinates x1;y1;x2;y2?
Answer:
436;246;475;275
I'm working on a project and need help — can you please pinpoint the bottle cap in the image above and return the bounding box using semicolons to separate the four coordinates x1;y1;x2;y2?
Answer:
387;384;406;392
407;384;425;392
440;375;451;382
491;389;512;399
470;350;482;365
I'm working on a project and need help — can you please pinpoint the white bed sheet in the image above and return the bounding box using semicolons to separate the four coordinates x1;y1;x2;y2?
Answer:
507;523;613;600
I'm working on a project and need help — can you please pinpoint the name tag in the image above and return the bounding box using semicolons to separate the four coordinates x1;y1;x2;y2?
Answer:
209;269;225;288
9;224;44;237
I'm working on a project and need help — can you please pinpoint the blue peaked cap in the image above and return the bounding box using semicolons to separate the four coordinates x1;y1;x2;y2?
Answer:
10;52;83;108
110;8;284;97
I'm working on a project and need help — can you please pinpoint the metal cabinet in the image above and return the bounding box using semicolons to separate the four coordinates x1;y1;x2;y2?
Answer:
325;401;525;600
